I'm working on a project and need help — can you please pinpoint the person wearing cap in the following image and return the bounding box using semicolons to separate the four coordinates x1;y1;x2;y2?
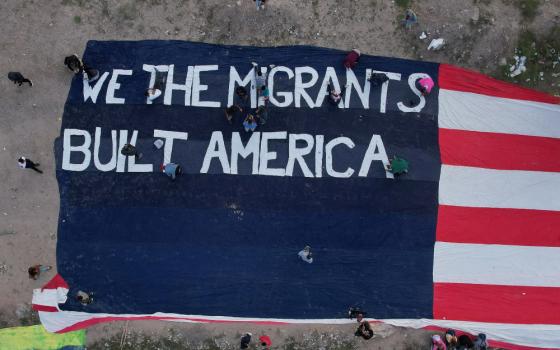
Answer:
343;49;361;69
417;76;435;96
161;163;182;180
298;245;313;263
431;334;447;350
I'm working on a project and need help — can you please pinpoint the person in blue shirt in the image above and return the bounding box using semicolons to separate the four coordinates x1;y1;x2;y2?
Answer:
243;114;258;132
160;162;183;180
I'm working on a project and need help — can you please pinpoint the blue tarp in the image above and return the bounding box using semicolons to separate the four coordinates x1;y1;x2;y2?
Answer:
55;41;440;319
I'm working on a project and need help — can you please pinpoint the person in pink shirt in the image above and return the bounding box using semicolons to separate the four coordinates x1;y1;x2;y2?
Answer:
418;76;435;96
432;334;447;350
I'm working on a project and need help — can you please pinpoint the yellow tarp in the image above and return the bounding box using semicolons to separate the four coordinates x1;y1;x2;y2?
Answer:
0;325;85;350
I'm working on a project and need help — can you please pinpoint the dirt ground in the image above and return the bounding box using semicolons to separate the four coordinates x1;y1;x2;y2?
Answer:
0;0;558;349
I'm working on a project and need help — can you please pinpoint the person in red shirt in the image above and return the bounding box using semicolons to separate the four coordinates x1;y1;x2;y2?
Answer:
343;49;361;69
259;335;272;348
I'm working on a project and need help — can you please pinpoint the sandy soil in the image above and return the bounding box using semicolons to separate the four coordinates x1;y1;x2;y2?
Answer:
0;0;558;348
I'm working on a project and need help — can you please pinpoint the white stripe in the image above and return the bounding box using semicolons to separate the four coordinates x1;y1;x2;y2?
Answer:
439;165;560;211
38;310;560;348
433;242;560;287
439;89;560;138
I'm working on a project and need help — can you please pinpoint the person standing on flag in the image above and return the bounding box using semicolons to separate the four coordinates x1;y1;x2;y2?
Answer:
386;156;409;176
298;246;313;263
417;76;435;96
161;163;183;180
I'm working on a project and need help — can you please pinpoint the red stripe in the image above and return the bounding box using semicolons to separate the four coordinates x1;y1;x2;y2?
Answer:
439;128;560;172
41;274;69;291
438;64;560;105
434;283;560;325
437;205;560;247
32;304;58;312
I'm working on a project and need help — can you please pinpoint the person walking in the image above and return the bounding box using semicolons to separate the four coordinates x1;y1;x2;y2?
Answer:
28;265;52;280
18;157;43;173
8;72;33;86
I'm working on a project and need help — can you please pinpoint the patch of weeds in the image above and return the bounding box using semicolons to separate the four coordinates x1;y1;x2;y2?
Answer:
284;331;357;350
498;26;560;95
404;341;429;350
100;0;110;18
395;0;411;8
515;0;541;21
73;15;81;24
16;304;40;326
311;0;320;18
0;229;16;236
62;0;86;6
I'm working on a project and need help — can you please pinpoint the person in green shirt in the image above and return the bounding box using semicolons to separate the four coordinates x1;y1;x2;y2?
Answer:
386;156;409;176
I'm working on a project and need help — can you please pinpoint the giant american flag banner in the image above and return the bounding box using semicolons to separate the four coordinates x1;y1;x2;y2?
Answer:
31;41;560;349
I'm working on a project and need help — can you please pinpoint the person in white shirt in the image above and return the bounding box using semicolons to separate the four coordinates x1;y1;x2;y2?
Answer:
145;88;162;102
18;157;42;173
298;245;313;263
